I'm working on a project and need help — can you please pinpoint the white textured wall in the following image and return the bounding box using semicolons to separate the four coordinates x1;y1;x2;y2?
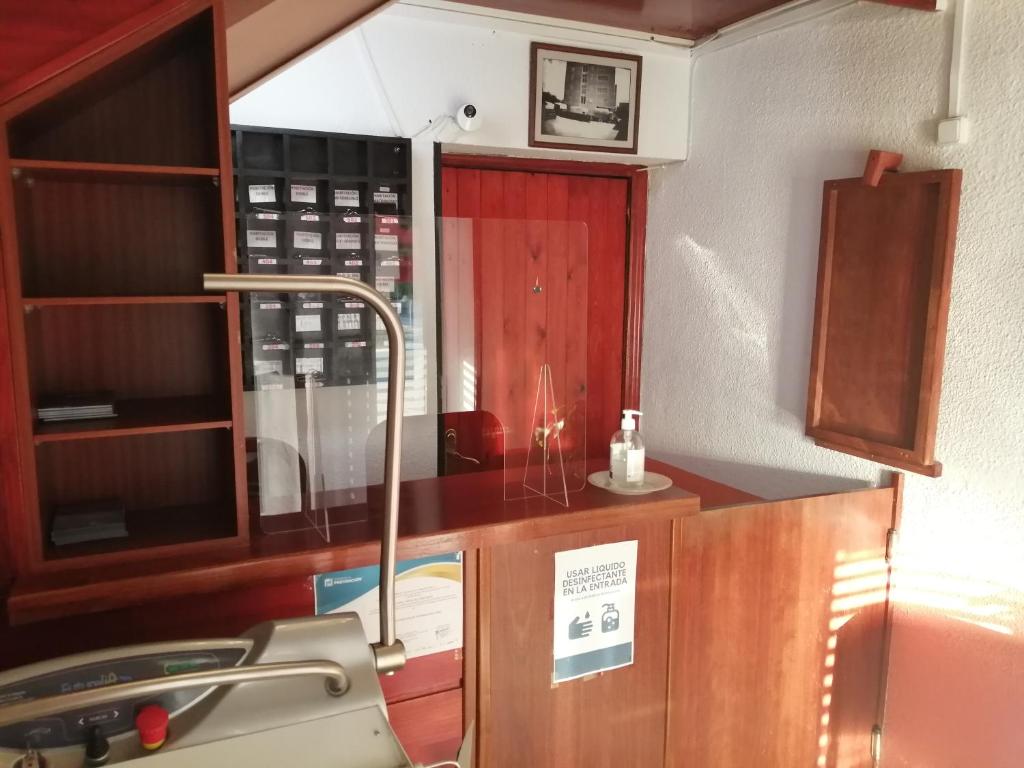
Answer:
231;3;691;163
641;1;1024;765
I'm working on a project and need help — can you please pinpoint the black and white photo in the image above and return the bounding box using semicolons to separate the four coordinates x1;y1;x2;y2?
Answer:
529;43;642;154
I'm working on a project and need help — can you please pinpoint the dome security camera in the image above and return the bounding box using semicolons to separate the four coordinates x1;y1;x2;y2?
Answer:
456;104;481;132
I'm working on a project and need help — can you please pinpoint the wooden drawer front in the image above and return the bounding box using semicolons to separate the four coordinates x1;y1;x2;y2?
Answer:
389;688;464;766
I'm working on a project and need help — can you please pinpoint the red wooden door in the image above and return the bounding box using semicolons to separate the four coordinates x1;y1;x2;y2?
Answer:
440;165;630;462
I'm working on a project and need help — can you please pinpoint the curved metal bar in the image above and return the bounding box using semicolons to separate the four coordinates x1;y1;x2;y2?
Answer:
0;661;349;729
203;273;406;672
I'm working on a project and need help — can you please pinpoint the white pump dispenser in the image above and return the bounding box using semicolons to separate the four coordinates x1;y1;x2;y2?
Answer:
610;409;645;486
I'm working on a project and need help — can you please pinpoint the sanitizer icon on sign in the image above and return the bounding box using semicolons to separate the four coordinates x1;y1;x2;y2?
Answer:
601;603;620;633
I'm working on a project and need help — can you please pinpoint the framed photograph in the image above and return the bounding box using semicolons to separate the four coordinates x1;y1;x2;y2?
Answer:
529;43;642;154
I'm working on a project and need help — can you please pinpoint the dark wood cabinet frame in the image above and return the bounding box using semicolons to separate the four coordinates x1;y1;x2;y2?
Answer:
806;168;962;477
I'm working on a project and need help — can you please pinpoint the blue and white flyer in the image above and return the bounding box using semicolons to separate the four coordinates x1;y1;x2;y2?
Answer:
552;540;638;683
313;552;463;659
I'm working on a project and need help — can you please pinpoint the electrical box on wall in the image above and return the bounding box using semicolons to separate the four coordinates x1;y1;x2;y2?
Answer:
938;116;970;145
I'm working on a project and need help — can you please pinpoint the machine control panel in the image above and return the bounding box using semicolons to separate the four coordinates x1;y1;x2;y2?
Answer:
0;649;246;751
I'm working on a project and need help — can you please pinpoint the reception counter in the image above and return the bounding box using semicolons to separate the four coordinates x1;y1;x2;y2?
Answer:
1;460;896;767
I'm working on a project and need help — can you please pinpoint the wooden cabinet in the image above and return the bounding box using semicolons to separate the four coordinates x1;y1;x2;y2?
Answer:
0;2;247;577
469;470;900;768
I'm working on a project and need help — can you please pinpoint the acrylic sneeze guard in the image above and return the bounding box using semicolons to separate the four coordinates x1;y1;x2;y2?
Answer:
438;217;588;506
242;215;587;540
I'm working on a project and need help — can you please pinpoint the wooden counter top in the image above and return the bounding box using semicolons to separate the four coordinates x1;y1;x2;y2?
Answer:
4;459;753;625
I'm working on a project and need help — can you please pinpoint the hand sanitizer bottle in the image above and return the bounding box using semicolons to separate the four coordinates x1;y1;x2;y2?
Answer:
610;409;645;486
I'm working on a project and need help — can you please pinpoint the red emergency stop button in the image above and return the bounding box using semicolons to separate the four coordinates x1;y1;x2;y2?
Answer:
135;704;169;750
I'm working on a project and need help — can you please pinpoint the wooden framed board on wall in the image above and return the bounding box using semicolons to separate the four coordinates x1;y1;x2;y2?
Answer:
806;166;962;477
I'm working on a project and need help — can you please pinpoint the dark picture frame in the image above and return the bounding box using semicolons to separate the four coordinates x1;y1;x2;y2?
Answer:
528;42;642;154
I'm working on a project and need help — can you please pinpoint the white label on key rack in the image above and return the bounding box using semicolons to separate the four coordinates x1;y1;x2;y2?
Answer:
296;357;325;375
302;258;324;266
258;302;282;310
373;191;399;206
380;216;400;225
380;259;400;267
294;231;322;250
295;314;322;333
249;184;276;203
302;302;324;309
375;234;399;252
339;272;360;280
375;277;395;294
344;259;364;266
336;232;362;250
345;340;368;348
337;313;361;331
248;230;277;248
345;302;364;309
261;342;289;351
256;258;277;265
255;212;281;220
303;342;326;350
291;184;317;204
335;189;360;208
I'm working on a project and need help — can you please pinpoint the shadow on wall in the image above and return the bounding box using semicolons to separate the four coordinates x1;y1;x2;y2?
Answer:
776;147;873;424
653;450;873;501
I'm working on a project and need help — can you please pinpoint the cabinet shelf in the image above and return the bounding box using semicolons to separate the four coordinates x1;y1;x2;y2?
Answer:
10;158;220;182
43;502;238;563
33;396;233;444
23;295;226;308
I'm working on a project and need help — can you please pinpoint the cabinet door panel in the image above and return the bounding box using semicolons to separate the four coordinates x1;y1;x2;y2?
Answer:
479;520;673;768
668;487;896;768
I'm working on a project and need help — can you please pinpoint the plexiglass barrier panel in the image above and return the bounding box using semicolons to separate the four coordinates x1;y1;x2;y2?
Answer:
243;212;427;539
242;214;587;539
438;218;588;504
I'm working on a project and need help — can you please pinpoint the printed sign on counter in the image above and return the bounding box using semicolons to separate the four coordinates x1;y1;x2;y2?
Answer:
314;553;463;660
552;540;637;683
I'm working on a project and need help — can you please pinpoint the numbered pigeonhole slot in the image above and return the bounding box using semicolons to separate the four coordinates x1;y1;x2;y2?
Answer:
294;340;328;386
370;183;408;215
287;134;328;174
242;176;285;212
331;138;368;176
335;299;370;339
332;214;371;285
292;294;331;340
248;294;291;342
287;214;330;275
371;140;409;179
332;338;372;387
244;213;286;275
250;334;292;391
332;214;369;256
331;182;369;215
239;131;284;172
